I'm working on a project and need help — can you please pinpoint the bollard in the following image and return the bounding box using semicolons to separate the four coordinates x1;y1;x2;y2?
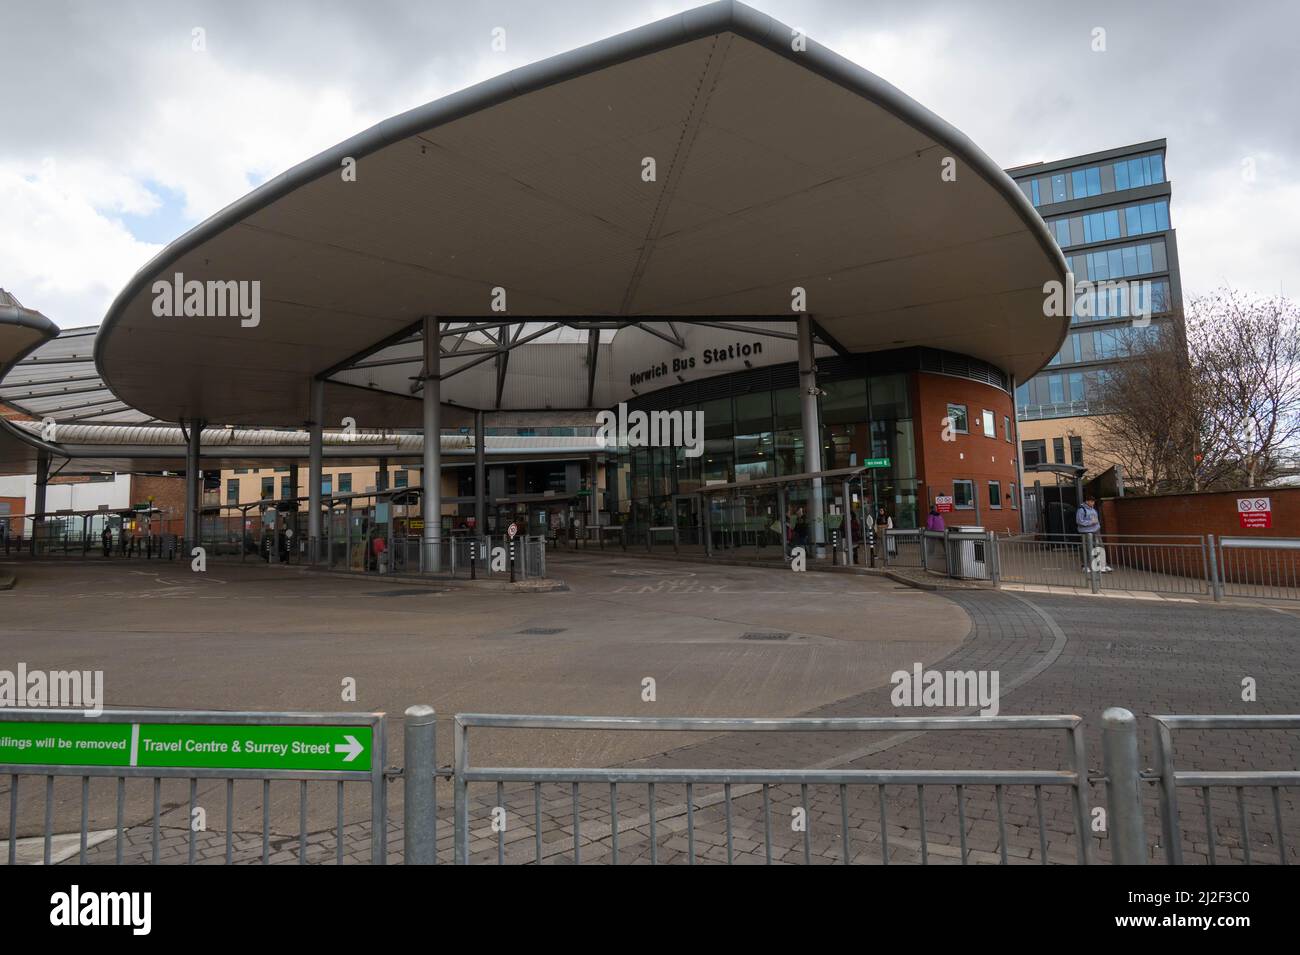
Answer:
470;539;477;580
509;537;516;583
403;705;437;865
1101;707;1146;864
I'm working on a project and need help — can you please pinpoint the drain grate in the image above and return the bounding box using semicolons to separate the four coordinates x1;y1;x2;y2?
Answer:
741;631;790;641
518;627;566;635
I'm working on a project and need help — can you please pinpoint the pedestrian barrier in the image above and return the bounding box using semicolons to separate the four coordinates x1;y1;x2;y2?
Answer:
1217;537;1300;601
6;706;1298;865
882;529;923;569
915;531;1299;602
446;712;1093;865
330;534;547;580
1;708;386;865
1149;714;1300;865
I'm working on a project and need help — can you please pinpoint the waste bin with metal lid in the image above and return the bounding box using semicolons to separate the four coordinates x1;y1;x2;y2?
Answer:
950;525;989;579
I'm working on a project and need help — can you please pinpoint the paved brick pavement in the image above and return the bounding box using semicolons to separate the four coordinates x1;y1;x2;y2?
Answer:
53;590;1299;865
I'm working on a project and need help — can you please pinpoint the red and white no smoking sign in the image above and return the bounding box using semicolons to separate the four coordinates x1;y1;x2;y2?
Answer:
1237;497;1272;529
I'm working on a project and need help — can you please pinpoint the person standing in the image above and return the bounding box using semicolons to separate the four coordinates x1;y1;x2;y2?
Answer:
1075;495;1111;572
925;503;945;533
101;525;112;558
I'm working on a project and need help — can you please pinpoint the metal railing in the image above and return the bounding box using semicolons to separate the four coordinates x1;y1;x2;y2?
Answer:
1150;714;1300;865
1;708;386;865
1217;537;1300;601
9;705;1298;865
989;533;1091;589
960;531;1300;601
447;712;1093;865
882;529;923;569
329;534;547;581
1093;535;1212;597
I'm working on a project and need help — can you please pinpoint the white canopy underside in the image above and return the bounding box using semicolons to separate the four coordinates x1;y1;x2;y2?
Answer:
95;5;1066;426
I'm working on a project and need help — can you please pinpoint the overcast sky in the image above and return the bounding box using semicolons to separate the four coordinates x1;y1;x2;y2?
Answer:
2;0;1296;327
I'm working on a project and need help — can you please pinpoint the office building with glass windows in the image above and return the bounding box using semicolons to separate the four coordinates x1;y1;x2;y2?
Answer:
1005;140;1182;476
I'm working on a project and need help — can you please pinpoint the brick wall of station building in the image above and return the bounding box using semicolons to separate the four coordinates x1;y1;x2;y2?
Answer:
130;474;187;532
1;495;24;526
911;371;1023;535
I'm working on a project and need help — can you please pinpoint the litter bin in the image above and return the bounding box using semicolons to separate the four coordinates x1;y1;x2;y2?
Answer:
377;551;390;574
950;525;989;580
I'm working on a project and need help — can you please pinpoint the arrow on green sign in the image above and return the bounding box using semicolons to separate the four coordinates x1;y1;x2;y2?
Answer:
863;458;891;468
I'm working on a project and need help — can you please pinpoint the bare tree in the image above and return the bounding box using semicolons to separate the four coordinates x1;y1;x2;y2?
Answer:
1090;288;1300;492
1189;289;1300;488
1089;316;1200;493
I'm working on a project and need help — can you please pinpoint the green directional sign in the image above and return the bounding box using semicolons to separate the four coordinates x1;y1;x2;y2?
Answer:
0;721;133;766
0;721;372;772
863;457;891;469
137;724;370;771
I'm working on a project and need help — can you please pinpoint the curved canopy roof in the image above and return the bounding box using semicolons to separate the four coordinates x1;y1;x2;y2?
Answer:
1;324;155;425
97;0;1067;427
0;290;58;383
0;416;601;475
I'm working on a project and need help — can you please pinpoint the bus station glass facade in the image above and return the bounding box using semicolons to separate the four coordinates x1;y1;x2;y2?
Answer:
612;366;921;531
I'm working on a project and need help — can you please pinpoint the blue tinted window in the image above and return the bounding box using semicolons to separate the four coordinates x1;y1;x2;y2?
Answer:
1086;168;1102;196
1108;248;1124;276
1052;175;1067;203
1129;158;1145;187
1143;203;1158;233
1057;220;1071;246
1125;207;1140;235
1031;179;1040;205
1105;210;1121;239
1112;246;1133;276
1114;161;1129;190
1137;244;1153;273
1155;201;1169;231
1070;373;1085;401
1149;154;1164;183
1049;376;1064;403
1071;170;1086;198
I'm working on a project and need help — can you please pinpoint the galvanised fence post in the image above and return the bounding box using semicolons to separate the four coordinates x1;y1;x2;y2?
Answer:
1207;534;1222;601
403;705;437;865
1086;532;1101;594
1101;707;1146;864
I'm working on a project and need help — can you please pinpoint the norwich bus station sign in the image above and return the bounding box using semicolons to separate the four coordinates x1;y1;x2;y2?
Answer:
0;719;372;772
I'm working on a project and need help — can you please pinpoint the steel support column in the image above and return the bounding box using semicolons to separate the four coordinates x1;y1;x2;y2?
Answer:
31;449;49;556
422;318;442;573
474;409;486;540
307;379;324;563
797;315;826;558
183;419;203;554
